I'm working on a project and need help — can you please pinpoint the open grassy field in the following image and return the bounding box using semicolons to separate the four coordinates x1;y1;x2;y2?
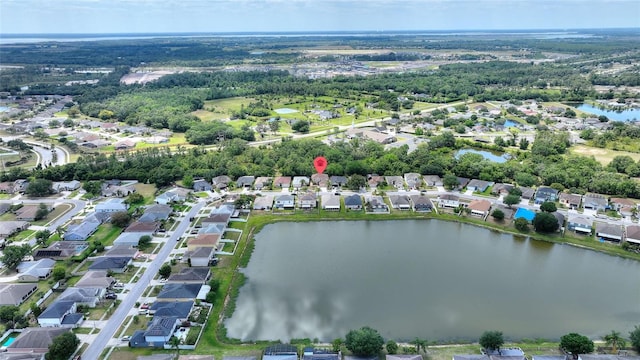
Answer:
133;183;158;204
570;144;640;165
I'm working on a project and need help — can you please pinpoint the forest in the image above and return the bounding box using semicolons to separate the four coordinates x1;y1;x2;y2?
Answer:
3;130;640;199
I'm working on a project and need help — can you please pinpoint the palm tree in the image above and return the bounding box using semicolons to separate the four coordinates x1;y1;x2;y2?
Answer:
412;338;428;354
169;335;182;358
603;330;626;353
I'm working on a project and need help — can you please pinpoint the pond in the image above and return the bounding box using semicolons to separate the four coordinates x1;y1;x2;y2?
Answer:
225;220;640;342
0;106;10;112
455;148;510;163
575;103;640;122
274;108;299;114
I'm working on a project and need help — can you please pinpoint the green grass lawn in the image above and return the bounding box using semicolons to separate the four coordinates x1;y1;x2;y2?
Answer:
90;224;122;246
33;203;73;226
0;194;11;200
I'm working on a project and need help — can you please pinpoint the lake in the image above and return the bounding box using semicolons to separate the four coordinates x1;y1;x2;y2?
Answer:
455;148;510;163
225;220;640;342
575;103;640;122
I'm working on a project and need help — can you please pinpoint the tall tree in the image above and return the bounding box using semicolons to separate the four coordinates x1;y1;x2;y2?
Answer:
560;333;594;359
479;331;504;353
25;179;53;197
0;244;31;271
345;326;385;357
503;194;521;208
603;330;626;353
46;332;80;360
630;325;640;353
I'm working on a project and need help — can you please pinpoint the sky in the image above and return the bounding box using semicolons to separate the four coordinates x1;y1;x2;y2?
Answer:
1;0;639;35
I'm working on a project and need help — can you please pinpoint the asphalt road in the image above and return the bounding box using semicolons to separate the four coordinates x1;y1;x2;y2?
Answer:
81;201;205;359
26;142;68;167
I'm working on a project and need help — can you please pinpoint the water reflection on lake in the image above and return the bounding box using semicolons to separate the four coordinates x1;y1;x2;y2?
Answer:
455;148;510;163
225;220;640;342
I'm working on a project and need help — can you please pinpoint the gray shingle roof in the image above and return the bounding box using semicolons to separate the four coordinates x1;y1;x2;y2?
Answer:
157;283;202;299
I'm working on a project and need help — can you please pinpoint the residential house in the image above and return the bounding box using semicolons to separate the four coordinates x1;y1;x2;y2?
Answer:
254;177;272;190
389;195;411;210
37;300;82;328
491;183;514;196
423;175;443;187
582;193;608;211
155;188;190;204
273;176;292;189
321;194;341;211
438;194;460;208
212;175;232;190
64;216;101;241
329;176;348;189
385;176;404;190
579;355;640;360
596;222;623;242
157;283;205;301
534;187;559;204
274;194;295;209
185;246;216;267
263;344;299;360
75;270;115;288
167;267;210;284
365;195;389;213
6;327;70;355
101;182;136;197
34;241;88;260
367;174;385;188
139;204;172;223
552;212;565;229
104;245;138;258
311;174;329;187
16;259;55;282
466;179;494;193
0;284;38;306
625;225;640;245
114;139;136;150
187;234;220;252
298;192;317;209
253;195;274;210
0;203;10;216
113;232;152;247
202;213;231;228
410;195;433;212
199;223;226;235
492;205;515;219
0;182;14;194
192;179;212;192
467;199;491;217
519;187;535;200
15;206;43;221
96;198;128;213
387;355;423;360
344;194;363;211
0;221;29;237
345;128;396;144
292;176;310;190
125;221;159;233
558;193;582;209
149;300;194;320
567;214;594;235
13;179;29;194
52;180;81;192
456;177;471;190
402;173;421;190
303;348;340;360
57;287;104;308
88;256;132;273
236;176;255;188
130;316;181;347
610;197;636;217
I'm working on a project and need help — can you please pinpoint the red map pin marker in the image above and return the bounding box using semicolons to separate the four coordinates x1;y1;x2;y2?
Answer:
313;156;327;174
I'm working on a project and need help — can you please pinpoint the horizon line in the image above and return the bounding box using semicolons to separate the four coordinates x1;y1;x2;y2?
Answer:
2;27;639;37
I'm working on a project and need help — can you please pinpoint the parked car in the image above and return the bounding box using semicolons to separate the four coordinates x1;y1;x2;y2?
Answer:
105;293;117;300
140;303;150;309
121;336;130;341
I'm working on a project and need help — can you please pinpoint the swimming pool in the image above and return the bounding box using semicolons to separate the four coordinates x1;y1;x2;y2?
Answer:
514;207;536;222
2;336;16;347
